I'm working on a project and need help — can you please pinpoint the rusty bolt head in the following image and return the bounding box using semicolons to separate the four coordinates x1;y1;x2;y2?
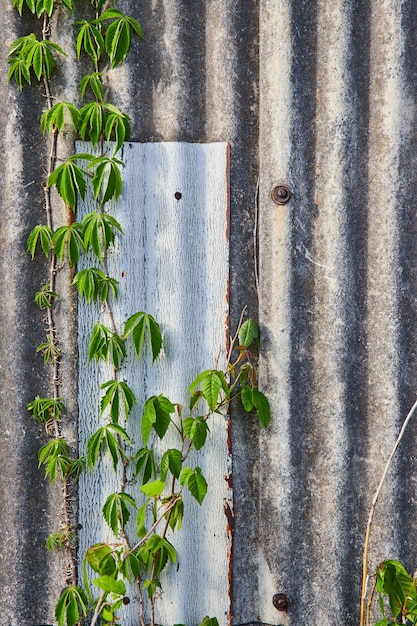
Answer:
271;184;292;205
272;593;291;612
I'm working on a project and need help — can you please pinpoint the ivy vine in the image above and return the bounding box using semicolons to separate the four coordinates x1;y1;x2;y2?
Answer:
8;1;270;625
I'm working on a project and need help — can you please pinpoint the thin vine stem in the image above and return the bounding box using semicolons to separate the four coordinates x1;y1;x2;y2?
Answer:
360;397;417;626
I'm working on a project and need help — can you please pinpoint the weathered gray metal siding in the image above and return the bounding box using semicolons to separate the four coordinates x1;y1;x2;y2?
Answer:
259;1;417;625
2;0;417;625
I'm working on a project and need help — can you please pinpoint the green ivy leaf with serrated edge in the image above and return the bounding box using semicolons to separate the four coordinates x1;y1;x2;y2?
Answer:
100;379;136;423
123;312;162;362
179;467;207;504
102;492;136;536
81;211;123;262
27;224;53;258
98;9;143;68
183;416;209;451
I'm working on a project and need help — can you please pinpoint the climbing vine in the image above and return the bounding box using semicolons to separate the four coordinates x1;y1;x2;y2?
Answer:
8;1;270;625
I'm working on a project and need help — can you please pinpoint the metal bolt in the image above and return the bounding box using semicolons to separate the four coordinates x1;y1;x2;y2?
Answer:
272;593;291;612
175;191;182;200
271;184;292;205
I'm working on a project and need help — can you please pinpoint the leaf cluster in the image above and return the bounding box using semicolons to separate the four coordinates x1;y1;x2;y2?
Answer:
374;560;417;626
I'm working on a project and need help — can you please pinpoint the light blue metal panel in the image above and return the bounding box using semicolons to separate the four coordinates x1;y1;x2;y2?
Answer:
78;142;230;625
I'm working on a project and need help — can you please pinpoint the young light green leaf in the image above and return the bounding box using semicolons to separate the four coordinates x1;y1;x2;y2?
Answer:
38;438;69;467
93;575;126;596
35;283;58;310
27;396;65;423
140;480;165;498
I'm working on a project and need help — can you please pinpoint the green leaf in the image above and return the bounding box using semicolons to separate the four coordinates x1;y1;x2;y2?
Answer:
199;618;220;626
141;395;175;444
40;101;80;134
73;268;119;304
25;35;65;81
93;575;126;596
188;370;229;411
134;447;156;484
241;385;254;412
160;448;182;480
88;322;126;369
34;283;58;310
12;0;36;15
183;416;209;450
55;587;88;626
82;211;122;262
88;155;124;204
52;223;83;265
38;437;68;467
85;543;113;573
123;312;162;362
238;318;259;347
179;467;207;504
79;101;105;146
48;157;89;211
87;423;132;470
252;388;271;428
105;108;131;152
166;496;184;532
27;396;65;423
80;72;104;101
140;480;165;498
76;20;104;64
100;379;136;423
27;224;53;259
102;492;136;535
98;10;144;68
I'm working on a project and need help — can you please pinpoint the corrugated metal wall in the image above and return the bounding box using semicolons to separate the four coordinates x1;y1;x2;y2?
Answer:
2;0;417;625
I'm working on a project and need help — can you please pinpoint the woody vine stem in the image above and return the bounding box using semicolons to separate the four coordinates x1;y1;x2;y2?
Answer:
8;2;270;626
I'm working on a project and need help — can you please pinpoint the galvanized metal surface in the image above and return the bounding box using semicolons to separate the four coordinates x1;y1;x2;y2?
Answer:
77;142;230;625
259;1;417;625
2;0;417;625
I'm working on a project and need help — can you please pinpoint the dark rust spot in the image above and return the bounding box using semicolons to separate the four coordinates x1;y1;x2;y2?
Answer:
174;191;182;200
272;593;291;612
